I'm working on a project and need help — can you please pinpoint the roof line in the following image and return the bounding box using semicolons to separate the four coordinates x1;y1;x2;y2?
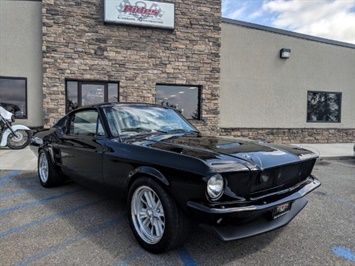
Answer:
221;17;355;49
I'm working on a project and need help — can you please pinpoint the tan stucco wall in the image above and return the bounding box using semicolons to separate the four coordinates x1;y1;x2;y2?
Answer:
220;22;355;129
0;0;43;127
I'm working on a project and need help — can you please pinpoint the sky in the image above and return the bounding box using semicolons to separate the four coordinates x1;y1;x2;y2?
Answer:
222;0;355;44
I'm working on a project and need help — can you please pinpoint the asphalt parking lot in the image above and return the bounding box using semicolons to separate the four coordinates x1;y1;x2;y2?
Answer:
0;158;354;265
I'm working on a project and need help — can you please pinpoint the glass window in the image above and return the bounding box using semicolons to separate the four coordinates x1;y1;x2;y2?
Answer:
82;84;105;106
108;83;119;102
0;77;27;119
103;104;198;137
65;80;119;113
155;85;201;120
67;81;79;112
69;110;99;136
307;91;342;122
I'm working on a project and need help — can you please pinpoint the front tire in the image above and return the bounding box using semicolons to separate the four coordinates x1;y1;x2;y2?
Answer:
128;177;190;254
38;149;64;188
7;130;32;149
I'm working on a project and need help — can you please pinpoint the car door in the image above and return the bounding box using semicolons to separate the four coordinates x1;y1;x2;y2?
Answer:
59;108;107;191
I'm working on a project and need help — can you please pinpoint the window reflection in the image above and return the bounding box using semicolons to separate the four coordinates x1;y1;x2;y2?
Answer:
307;91;341;122
0;77;27;118
82;84;105;106
65;80;119;113
156;85;200;120
108;83;119;102
67;81;78;112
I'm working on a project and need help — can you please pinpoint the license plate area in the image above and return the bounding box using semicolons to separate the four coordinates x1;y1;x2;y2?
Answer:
272;202;292;219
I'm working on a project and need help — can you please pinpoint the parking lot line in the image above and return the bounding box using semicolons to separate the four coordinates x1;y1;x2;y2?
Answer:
0;198;107;238
117;247;146;266
314;190;355;207
332;246;355;262
0;170;20;184
0;177;36;187
0;187;42;199
0;188;82;215
178;247;197;266
13;215;126;266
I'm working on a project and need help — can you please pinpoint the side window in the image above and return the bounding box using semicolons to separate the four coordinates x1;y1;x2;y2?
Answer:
97;118;105;136
69;110;100;136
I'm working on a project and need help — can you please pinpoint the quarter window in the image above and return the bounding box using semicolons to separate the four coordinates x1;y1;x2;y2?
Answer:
68;110;104;137
307;91;342;122
66;80;119;113
0;77;27;119
155;85;201;120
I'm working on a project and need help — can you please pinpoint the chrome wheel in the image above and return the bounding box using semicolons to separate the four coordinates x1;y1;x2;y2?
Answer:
12;131;24;142
7;130;31;149
39;152;49;183
131;186;165;245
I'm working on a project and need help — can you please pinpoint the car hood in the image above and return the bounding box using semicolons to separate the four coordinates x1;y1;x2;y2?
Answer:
125;134;317;170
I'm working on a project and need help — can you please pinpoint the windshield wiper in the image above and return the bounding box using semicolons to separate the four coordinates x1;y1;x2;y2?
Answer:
121;127;199;135
165;129;199;134
121;127;169;134
121;127;152;133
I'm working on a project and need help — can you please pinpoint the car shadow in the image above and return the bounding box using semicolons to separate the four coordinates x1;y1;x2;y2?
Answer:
9;171;285;265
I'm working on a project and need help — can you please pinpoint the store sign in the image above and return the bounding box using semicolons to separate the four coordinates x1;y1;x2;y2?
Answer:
104;0;175;29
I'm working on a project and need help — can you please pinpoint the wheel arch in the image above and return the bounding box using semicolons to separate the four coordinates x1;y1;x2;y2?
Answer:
127;166;170;190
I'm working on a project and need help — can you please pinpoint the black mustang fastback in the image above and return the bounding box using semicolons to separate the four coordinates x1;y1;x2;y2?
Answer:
31;103;321;253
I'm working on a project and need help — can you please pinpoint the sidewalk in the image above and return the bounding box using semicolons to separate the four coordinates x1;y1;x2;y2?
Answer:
292;143;354;160
0;143;354;171
0;146;37;171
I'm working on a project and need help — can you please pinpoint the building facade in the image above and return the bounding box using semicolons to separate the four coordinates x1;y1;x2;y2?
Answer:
41;0;221;135
220;19;355;143
1;0;354;143
0;0;43;127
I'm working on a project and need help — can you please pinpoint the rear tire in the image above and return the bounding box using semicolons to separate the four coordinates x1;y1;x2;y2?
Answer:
7;130;32;149
128;177;191;254
38;149;64;188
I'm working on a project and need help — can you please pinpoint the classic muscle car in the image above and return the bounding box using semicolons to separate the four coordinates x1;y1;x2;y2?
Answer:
31;103;321;253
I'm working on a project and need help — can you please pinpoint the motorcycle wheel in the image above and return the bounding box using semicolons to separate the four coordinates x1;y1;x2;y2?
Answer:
7;129;32;149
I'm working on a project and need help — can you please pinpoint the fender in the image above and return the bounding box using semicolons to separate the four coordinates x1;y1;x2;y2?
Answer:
0;125;31;147
127;166;170;188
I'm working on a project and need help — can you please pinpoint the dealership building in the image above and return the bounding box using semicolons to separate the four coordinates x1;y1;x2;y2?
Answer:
1;0;354;143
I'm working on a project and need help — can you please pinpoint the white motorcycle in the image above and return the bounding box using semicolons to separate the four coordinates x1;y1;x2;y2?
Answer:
0;106;32;149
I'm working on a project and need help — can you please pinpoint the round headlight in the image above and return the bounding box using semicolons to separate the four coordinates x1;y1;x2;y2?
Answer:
207;174;224;201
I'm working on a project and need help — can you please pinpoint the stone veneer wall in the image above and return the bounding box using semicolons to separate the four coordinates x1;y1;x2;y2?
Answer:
220;128;355;143
42;0;221;134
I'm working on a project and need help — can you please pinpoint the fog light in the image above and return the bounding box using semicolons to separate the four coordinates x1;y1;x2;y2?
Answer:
207;174;224;201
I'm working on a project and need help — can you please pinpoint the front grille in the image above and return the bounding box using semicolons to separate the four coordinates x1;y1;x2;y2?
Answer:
224;171;257;198
249;159;316;197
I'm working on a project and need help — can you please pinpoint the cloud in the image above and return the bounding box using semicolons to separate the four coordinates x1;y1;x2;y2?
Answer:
263;0;355;44
223;0;270;21
222;0;355;44
222;0;250;20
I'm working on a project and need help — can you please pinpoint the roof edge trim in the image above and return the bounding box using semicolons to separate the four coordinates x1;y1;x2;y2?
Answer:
221;18;355;49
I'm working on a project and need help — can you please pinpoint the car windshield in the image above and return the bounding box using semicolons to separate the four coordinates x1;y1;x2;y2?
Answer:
103;105;199;137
